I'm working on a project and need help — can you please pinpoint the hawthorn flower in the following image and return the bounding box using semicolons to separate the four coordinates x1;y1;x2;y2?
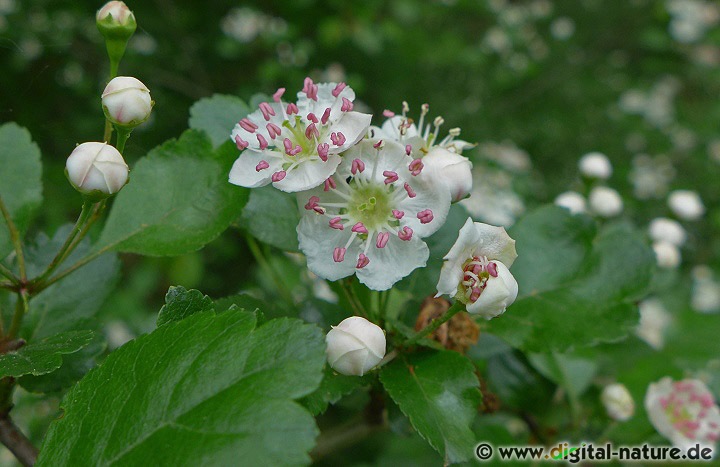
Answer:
645;377;720;450
601;383;635;421
668;189;705;221
296;139;450;291
65;142;129;198
578;151;612;179
326;316;386;376
588;186;623;217
554;191;587;214
436;218;518;319
229;78;372;192
649;217;687;246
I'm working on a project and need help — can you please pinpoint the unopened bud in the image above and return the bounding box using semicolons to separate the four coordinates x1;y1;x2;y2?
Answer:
653;241;681;269
96;1;137;71
668;190;705;221
588;186;623;217
326;316;386;376
102;76;153;128
579;151;612;180
96;1;135;26
601;383;635;421
422;147;473;202
66;142;129;199
648;217;686;247
554;191;586;215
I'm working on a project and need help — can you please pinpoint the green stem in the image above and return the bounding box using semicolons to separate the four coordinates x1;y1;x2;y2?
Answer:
0;263;18;286
31;244;112;295
339;279;366;318
7;291;28;340
65;200;106;258
245;235;295;308
0;196;26;281
403;301;465;347
32;201;94;287
115;127;131;153
103;119;113;144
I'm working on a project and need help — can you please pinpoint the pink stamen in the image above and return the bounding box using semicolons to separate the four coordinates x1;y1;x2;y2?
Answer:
330;132;346;146
287;103;299;115
272;88;286;102
255;160;270;172
409;159;423;176
341;97;353;112
417;209;434;224
271;171;286;182
333;247;346;262
351;159;365;174
351;222;368;234
239;118;258;133
404;183;417;198
699;393;715;408
405;144;412;155
383;110;395;117
376;232;389;248
329;217;344;230
303;77;318;100
317;143;330;162
356;253;370;269
305;123;319;140
257;134;268;150
321;107;331;125
470;287;482;302
398;226;413;241
304;196;320;211
392;210;404;219
307;113;319;124
373;140;384;149
267;123;282;139
259;102;275;121
235;135;249;150
324;177;336;191
302;77;313;93
331;82;347;98
487;262;498;277
383;171;398;184
307;83;318;100
283;138;302;156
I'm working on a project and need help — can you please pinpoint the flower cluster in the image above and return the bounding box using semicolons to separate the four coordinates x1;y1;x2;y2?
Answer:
229;78;476;291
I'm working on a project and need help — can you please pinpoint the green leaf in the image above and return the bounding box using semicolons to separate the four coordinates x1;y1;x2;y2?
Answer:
237;185;300;251
0;330;94;378
38;309;326;466
0;122;43;258
156;286;215;326
380;350;481;464
488;206;654;352
301;366;370;415
188;94;250;148
97;130;248;256
527;352;597;399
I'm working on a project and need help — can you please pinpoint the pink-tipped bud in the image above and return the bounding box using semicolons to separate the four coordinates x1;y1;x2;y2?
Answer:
101;76;152;128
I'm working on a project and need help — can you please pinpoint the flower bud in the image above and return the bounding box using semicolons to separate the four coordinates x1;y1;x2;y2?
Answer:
466;260;518;319
601;383;635;421
579;151;612;179
554;191;586;214
96;1;134;26
421;147;473;202
668;190;705;221
66;142;129;199
648;217;686;246
96;2;137;72
588;186;623;217
102;76;153;128
326;316;386;376
653;241;681;269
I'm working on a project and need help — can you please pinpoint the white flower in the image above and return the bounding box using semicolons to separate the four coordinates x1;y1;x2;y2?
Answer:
297;139;450;291
229;78;372;192
649;217;687;246
579;151;612;179
645;377;720;450
101;76;153;128
421;147;473;202
66;142;129;196
668;189;705;221
436;218;518;319
588;186;623;217
96;1;134;25
554;191;586;214
601;383;635;421
691;266;720;314
636;298;671;350
653;241;681;269
326;316;386;376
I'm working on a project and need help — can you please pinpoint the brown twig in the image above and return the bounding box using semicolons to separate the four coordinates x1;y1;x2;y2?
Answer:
0;415;38;467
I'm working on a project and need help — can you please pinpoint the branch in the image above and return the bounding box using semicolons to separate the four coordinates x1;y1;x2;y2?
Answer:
0;415;38;467
0;196;26;281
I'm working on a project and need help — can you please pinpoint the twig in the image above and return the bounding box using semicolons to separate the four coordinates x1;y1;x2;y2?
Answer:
403;301;464;347
245;235;295;308
0;263;18;285
7;290;28;340
0;196;26;281
0;415;38;467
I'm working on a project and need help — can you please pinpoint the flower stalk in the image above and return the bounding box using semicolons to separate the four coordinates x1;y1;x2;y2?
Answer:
403;300;465;347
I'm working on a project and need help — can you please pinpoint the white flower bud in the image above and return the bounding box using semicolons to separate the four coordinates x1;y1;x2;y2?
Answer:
668;190;705;221
653;241;681;269
648;217;686;246
326;316;386;376
466;260;518;319
579;151;612;179
588;186;623;217
636;298;671;350
554;191;586;214
102;76;153;128
601;383;635;421
96;1;134;25
66;142;129;197
421;147;473;202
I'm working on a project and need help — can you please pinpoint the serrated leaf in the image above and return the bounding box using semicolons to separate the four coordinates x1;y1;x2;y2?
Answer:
488;206;654;352
0;122;43;258
0;330;94;378
38;309;325;466
156;286;215;326
97;130;248;256
188;94;250;148
301;366;370;415
237;186;300;251
380;351;481;464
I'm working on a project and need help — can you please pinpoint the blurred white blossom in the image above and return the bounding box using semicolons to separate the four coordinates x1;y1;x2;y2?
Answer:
692;266;720;314
636;298;672;350
630;154;676;200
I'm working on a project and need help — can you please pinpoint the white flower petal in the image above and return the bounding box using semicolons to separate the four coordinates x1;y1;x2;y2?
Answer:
297;209;359;282
435;258;464;298
397;175;451;238
228;149;282;188
444;217;517;267
376;116;420;140
273;154;341;192
297;82;356;123
230;102;286;150
356;235;429;291
466;262;518;319
325;111;373;153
